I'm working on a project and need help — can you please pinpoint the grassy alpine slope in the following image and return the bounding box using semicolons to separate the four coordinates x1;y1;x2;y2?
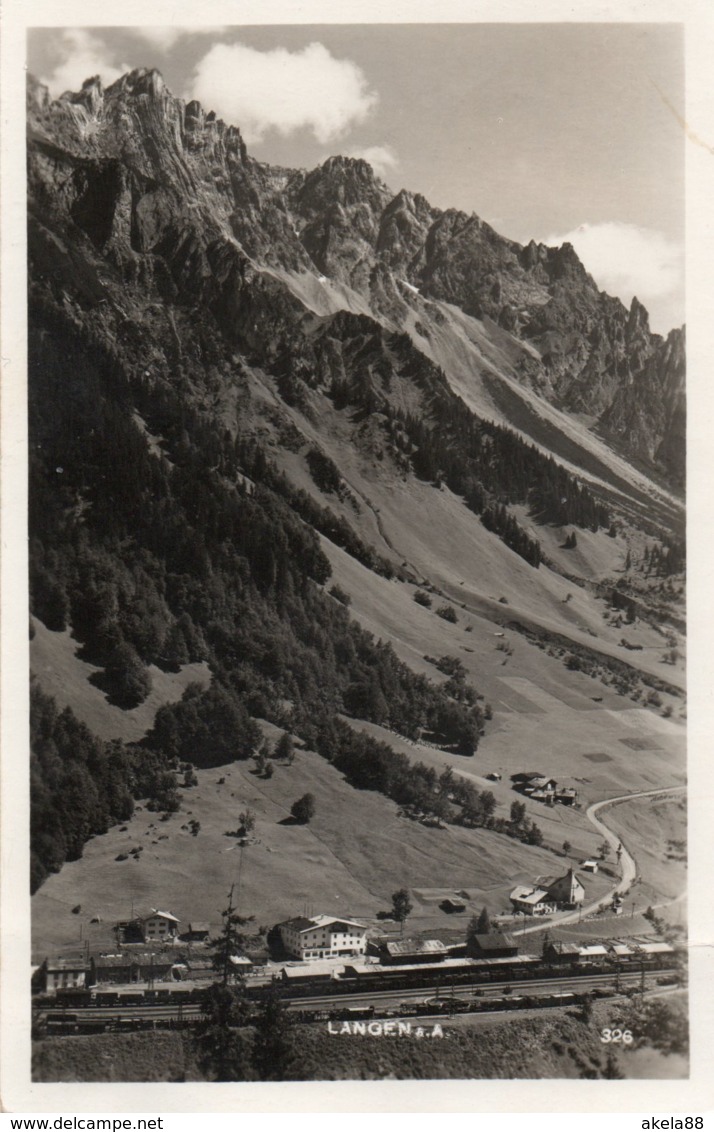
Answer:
28;68;685;977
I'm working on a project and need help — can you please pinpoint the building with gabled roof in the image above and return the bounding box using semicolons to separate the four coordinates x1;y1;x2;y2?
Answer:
140;910;180;942
509;885;558;916
441;898;466;913
43;957;91;993
610;942;635;958
543;940;581;964
277;915;367;960
90;952;175;985
555;787;578;805
523;776;557;794
638;941;675;956
115;909;181;945
184;922;210;941
544;868;585;908
577;944;609;961
281;962;342;982
517;774;577;806
470;932;519;959
511;868;585;916
382;938;449;964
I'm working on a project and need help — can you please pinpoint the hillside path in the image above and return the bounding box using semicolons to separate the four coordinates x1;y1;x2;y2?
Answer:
517;785;686;936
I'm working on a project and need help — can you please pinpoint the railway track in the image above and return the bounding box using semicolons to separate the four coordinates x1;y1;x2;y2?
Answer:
285;968;674;1010
37;967;678;1033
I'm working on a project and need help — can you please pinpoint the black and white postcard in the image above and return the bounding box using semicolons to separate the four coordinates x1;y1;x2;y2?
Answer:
2;0;713;1115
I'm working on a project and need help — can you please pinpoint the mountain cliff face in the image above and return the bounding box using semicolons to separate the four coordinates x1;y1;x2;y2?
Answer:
27;69;684;487
26;69;687;901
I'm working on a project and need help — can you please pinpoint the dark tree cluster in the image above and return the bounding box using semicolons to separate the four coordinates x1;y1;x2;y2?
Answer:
306;714;540;846
28;299;492;888
481;504;543;568
30;683;135;892
306;446;343;496
92;641;152;708
149;683;261;768
196;980;296;1082
290;793;316;823
318;324;610;562
450;782;543;843
609;587;638;623
643;539;685;577
233;434;397;580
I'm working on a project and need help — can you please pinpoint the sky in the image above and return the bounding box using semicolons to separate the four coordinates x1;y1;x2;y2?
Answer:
27;24;685;334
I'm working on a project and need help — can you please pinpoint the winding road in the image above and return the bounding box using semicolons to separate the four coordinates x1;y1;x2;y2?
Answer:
519;784;686;935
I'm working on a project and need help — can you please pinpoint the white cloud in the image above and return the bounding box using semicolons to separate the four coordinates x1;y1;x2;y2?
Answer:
346;145;398;181
40;29;129;97
130;28;185;52
130;27;229;52
187;41;377;144
542;221;683;331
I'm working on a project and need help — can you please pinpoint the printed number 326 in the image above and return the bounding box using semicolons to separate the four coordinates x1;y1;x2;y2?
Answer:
600;1028;633;1044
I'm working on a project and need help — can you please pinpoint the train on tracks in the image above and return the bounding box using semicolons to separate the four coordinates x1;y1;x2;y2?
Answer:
36;942;682;1035
261;944;682;1001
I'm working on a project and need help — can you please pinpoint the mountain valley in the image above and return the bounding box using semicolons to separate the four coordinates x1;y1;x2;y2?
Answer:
27;67;686;968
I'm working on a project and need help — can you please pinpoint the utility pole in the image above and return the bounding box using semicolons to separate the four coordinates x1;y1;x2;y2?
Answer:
222;884;236;987
235;844;245;913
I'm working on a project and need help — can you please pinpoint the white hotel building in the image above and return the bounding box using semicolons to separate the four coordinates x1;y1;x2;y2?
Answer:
278;915;368;960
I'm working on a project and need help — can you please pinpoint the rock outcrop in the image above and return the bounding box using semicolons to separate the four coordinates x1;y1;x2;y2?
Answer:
26;69;685;487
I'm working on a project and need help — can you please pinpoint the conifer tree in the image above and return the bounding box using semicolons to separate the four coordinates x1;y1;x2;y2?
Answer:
290;793;315;824
210;887;254;986
476;906;492;934
274;730;294;764
251;981;295;1081
195;982;253;1081
391;888;413;935
466;914;480;953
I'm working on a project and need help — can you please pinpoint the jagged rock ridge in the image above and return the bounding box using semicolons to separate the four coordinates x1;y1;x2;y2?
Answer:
27;68;684;486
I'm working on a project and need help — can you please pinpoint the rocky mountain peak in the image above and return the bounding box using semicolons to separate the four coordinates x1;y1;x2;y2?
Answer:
297;154;392;211
25;67;685;486
105;67;166;100
376;187;438;270
520;238;548;269
626;295;652;340
544;241;593;285
54;74;104;121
